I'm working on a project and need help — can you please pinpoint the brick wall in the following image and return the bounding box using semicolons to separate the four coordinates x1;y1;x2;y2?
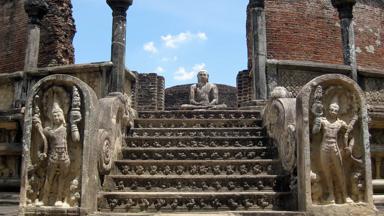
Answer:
236;70;252;107
0;0;75;74
257;0;384;71
38;0;76;67
136;73;165;111
354;1;384;71
157;76;165;111
0;0;28;73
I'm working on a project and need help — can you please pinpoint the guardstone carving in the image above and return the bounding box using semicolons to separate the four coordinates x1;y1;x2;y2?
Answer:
20;74;100;215
27;86;81;207
296;74;375;216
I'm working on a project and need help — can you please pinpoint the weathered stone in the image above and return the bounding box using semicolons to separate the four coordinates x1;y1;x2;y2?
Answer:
19;74;99;214
263;87;296;172
23;0;48;71
296;74;375;215
332;0;358;80
107;0;133;93
247;0;267;100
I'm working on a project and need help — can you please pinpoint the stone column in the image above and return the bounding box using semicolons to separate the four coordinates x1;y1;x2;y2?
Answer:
23;0;48;71
107;0;133;93
332;0;358;81
247;0;267;100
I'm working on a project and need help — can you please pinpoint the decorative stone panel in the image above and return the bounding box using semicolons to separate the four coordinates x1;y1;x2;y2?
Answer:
296;74;375;215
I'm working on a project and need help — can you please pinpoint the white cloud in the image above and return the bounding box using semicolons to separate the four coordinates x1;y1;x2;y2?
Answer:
197;32;208;40
154;66;164;74
173;63;206;81
161;56;178;62
143;41;158;54
161;32;208;48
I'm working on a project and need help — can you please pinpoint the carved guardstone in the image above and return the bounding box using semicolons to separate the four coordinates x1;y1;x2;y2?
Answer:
296;74;375;216
20;75;99;215
181;70;227;110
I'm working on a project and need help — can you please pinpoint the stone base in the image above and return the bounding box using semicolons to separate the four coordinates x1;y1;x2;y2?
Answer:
20;206;84;216
180;104;228;110
238;100;267;111
94;211;306;216
308;203;377;216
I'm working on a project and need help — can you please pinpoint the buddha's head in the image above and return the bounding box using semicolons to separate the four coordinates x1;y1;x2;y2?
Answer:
197;70;209;84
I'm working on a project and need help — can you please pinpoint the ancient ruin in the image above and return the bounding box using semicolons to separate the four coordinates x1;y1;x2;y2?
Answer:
0;0;383;215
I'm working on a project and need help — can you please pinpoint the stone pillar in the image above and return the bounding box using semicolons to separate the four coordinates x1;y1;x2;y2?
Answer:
332;0;358;81
107;0;133;93
23;0;48;71
247;0;267;100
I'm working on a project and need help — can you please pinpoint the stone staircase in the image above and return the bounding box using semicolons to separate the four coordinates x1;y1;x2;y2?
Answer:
97;110;299;215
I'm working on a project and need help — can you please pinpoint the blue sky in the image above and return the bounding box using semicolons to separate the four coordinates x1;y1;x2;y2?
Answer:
72;0;248;87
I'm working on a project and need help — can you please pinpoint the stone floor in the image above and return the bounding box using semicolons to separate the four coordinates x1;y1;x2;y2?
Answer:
0;192;19;216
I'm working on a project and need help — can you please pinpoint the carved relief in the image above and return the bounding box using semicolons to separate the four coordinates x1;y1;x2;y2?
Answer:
295;75;374;215
277;69;322;97
364;77;384;105
98;93;137;177
263;86;296;172
309;84;364;204
27;86;82;207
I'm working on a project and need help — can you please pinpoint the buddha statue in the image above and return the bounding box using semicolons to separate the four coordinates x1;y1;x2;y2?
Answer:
181;70;227;110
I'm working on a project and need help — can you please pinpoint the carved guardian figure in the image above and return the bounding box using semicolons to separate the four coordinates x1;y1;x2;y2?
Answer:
30;87;82;207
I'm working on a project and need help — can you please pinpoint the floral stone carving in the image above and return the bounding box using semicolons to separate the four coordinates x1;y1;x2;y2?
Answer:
296;74;375;216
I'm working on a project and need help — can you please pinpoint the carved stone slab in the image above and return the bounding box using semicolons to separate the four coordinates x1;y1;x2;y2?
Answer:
19;75;99;215
296;74;375;215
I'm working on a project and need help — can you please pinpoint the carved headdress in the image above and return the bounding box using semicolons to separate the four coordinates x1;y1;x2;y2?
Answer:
52;102;66;124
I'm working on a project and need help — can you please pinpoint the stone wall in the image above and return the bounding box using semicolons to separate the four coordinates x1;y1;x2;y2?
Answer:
0;0;75;74
165;84;237;110
251;0;384;71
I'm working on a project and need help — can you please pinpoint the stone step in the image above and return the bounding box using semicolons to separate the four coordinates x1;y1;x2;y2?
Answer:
134;119;262;129
106;175;290;192
138;111;261;120
125;138;268;148
98;191;293;212
121;147;276;161
373;179;384;193
93;211;305;216
129;128;263;138
374;195;384;205
114;160;281;176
